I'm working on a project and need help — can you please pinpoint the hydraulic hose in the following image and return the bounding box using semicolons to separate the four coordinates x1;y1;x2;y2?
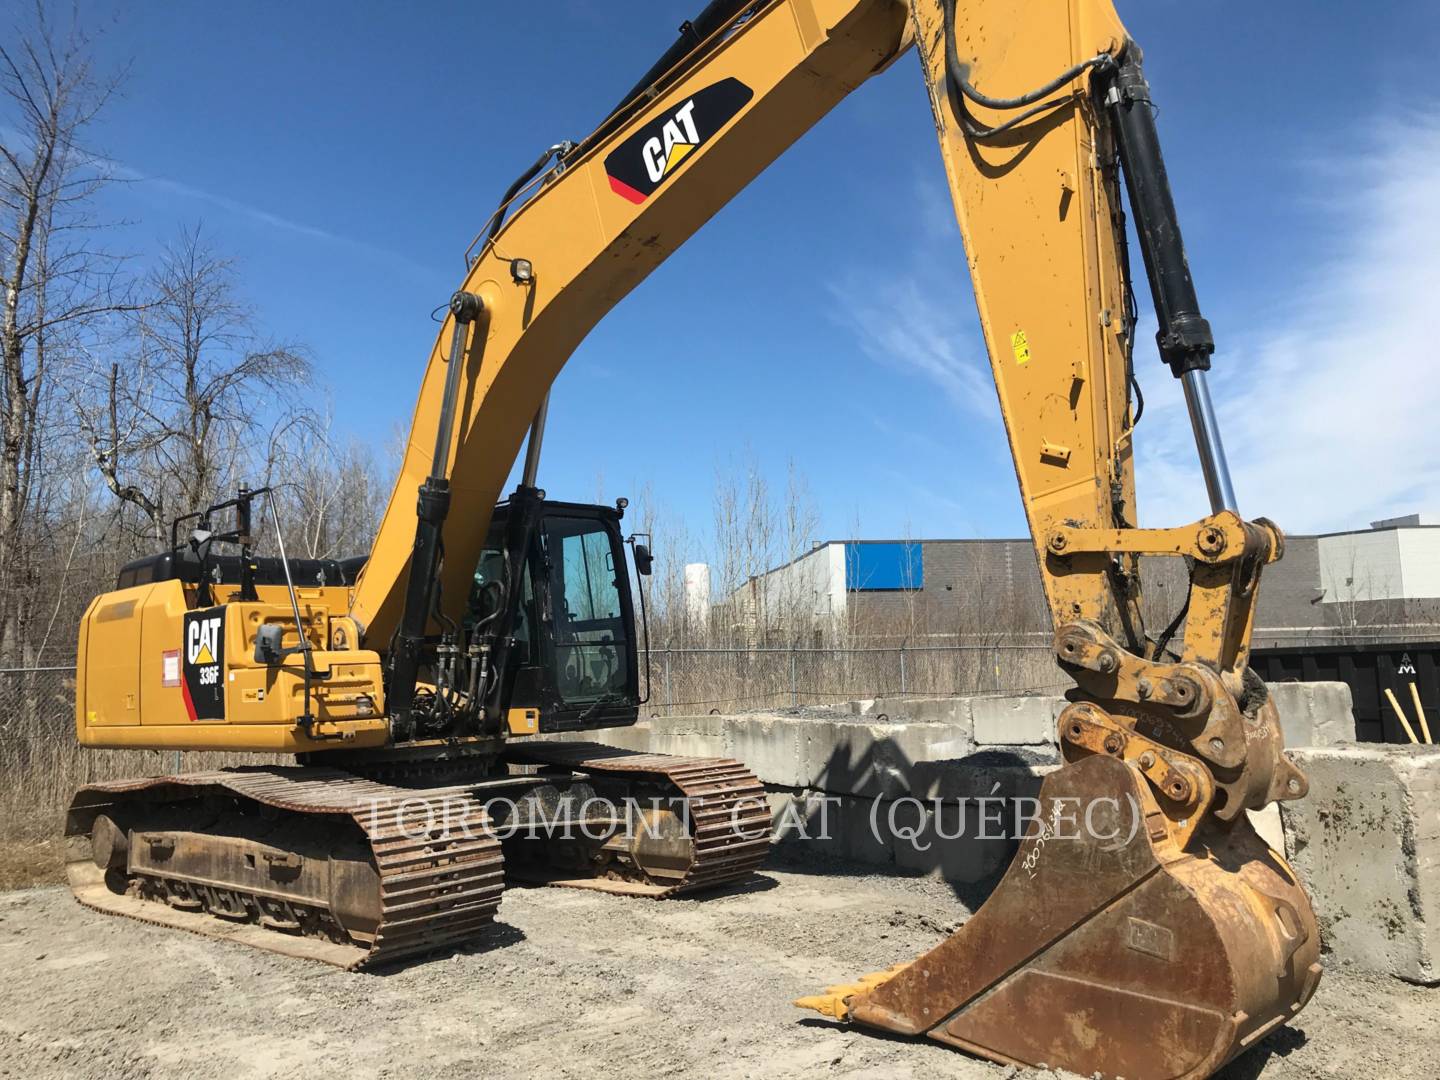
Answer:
485;141;575;248
941;0;1112;140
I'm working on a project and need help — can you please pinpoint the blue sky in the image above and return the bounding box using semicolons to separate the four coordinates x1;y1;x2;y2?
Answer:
69;0;1440;555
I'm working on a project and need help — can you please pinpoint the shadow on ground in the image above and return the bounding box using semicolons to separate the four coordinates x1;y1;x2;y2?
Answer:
1216;1025;1309;1079
768;733;1050;913
369;920;528;975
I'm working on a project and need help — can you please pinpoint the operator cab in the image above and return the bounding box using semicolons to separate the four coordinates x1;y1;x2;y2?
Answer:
472;490;649;734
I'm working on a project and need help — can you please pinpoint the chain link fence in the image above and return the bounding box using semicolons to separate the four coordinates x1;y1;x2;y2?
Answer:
643;643;1062;715
0;647;1060;834
0;665;265;850
3;628;1429;836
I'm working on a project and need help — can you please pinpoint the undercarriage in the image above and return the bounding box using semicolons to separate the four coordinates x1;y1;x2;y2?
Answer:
64;744;770;969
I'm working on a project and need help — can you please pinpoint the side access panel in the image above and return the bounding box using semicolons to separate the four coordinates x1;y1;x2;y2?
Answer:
75;580;389;752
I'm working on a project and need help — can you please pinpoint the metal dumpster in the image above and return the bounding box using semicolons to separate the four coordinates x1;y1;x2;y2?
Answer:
1251;640;1440;744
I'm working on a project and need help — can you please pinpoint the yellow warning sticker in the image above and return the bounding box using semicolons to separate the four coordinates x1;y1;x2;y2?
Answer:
1011;329;1031;365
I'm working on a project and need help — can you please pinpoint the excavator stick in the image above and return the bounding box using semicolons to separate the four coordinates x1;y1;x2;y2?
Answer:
799;753;1321;1078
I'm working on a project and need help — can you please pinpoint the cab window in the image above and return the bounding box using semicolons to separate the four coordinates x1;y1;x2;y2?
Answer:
541;516;629;702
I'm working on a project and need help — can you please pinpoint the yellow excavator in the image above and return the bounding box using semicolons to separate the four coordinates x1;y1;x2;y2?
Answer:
64;1;1321;1076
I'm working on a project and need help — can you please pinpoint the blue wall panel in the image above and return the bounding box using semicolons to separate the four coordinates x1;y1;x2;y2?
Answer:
844;543;923;591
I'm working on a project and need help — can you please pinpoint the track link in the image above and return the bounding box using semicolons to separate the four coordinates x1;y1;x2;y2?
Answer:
65;767;505;969
503;742;771;895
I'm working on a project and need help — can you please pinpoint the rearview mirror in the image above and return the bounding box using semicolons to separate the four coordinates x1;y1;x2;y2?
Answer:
254;623;285;665
633;544;653;576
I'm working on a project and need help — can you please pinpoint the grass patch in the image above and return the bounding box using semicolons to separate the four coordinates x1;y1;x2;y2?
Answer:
2;734;275;892
0;837;64;890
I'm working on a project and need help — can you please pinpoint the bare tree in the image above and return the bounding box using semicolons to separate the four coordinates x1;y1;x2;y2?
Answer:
77;224;311;543
271;415;385;560
712;451;775;644
709;452;823;646
0;4;131;662
626;482;700;646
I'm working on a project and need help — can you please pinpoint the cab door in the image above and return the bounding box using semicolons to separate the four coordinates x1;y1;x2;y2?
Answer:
535;512;638;730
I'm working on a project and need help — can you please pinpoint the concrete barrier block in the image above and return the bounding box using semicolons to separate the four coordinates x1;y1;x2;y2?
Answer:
637;713;980;799
905;754;1054;801
767;789;894;867
585;717;730;759
1267;682;1355;747
835;792;894;866
715;713;899;794
888;796;1019;885
796;717;888;796
1246;804;1285;853
970;694;1062;746
1281;744;1440;984
770;790;839;861
865;696;968;725
716;713;804;788
843;723;975;799
605;722;726;760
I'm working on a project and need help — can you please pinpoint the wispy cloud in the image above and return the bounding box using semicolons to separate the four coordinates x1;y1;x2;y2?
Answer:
874;465;985;534
1135;109;1440;533
829;174;995;415
832;271;993;412
140;173;343;243
98;152;438;278
4;119;436;282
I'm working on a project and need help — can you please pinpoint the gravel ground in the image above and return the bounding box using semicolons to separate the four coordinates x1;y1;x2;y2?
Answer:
0;850;1433;1080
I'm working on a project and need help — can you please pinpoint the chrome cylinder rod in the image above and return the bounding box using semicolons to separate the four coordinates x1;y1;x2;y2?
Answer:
1181;368;1238;513
521;391;551;489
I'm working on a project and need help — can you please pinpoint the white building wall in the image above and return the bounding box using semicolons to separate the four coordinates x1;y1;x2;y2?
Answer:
826;543;848;622
683;563;712;631
743;544;847;632
1395;528;1440;598
1317;530;1403;603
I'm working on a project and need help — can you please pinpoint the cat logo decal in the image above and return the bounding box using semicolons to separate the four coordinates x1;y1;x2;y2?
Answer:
604;78;754;204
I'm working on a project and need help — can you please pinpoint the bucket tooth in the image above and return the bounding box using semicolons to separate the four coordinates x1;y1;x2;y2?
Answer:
794;963;908;1019
799;754;1322;1079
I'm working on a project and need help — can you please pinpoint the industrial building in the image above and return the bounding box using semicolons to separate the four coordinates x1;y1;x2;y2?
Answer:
720;516;1440;647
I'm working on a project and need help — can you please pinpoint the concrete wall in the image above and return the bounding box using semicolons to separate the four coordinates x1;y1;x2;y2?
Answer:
1280;744;1440;984
573;681;1440;984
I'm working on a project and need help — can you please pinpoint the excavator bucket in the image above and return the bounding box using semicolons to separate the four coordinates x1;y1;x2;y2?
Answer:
798;754;1322;1079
